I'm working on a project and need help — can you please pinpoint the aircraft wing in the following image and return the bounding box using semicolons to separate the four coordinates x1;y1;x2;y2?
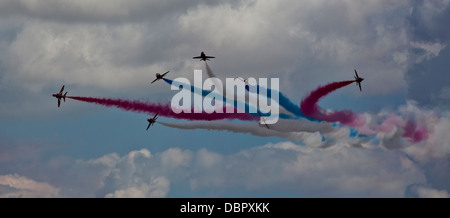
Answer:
152;112;159;119
57;99;61;108
358;82;362;92
146;123;151;131
193;56;202;59
354;69;359;78
151;78;159;84
161;71;169;77
59;85;65;94
205;56;215;59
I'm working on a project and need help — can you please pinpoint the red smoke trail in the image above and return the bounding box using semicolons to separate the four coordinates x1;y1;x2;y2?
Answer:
300;81;429;143
68;96;257;121
300;80;362;126
402;120;429;143
379;114;429;143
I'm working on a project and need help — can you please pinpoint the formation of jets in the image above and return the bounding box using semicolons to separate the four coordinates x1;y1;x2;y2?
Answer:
52;51;365;131
52;85;68;108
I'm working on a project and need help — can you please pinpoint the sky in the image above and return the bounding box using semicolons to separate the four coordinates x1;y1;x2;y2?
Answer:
0;0;449;198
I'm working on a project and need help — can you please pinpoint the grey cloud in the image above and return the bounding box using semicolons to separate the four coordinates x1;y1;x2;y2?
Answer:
403;1;450;108
407;0;450;42
172;0;418;95
405;183;449;198
2;0;447;100
0;0;226;24
406;46;450;108
0;141;430;197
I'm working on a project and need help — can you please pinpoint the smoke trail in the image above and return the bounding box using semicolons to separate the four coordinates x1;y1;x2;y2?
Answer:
205;62;296;118
245;84;315;120
269;118;336;134
162;78;212;97
300;80;363;126
158;120;370;148
163;78;263;116
205;62;215;78
163;77;293;119
402;120;428;143
68;96;257;121
375;112;429;144
158;120;318;142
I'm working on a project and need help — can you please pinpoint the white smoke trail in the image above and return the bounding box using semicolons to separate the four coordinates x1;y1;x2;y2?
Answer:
159;120;317;142
205;62;216;79
269;118;335;133
158;119;371;149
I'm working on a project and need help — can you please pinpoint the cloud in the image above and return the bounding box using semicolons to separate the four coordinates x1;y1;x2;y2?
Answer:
407;0;450;42
415;186;449;198
95;148;184;198
0;141;432;197
406;46;450;108
187;142;426;197
0;0;223;24
404;112;450;162
3;21;164;91
1;0;434;96
405;184;449;198
0;174;60;197
104;177;170;198
410;41;447;63
175;0;416;95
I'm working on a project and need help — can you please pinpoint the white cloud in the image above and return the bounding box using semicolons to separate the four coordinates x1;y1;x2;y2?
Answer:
0;141;431;197
187;142;426;197
411;41;447;63
406;184;449;198
3;21;169;92
0;174;60;197
415;186;449;198
105;176;170;198
404;112;450;162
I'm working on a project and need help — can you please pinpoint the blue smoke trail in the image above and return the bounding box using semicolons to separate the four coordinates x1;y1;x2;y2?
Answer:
163;78;293;119
163;78;211;96
245;84;319;122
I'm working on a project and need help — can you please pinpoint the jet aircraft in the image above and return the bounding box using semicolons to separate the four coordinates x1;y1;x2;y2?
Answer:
354;69;364;92
151;71;170;84
146;112;159;130
52;85;68;108
258;111;270;129
193;51;215;61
